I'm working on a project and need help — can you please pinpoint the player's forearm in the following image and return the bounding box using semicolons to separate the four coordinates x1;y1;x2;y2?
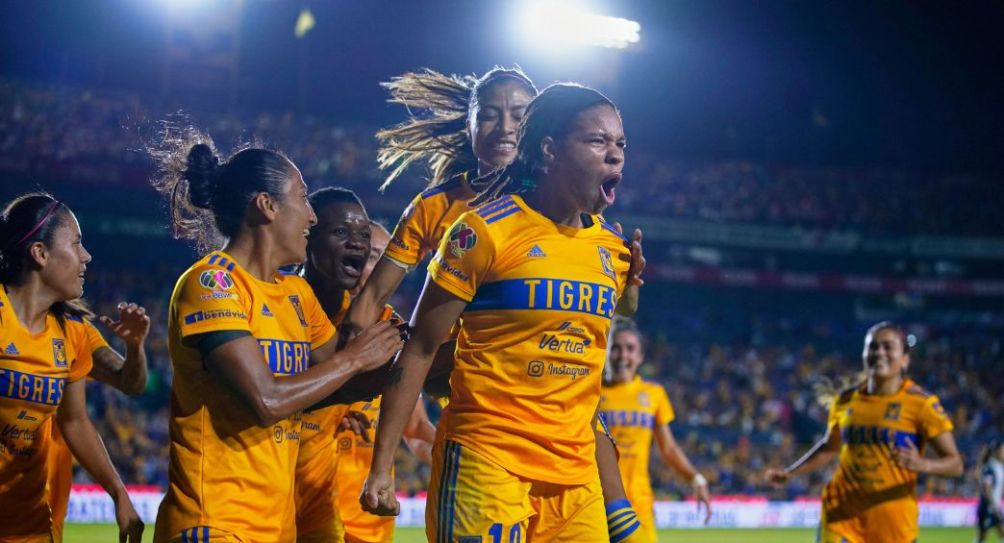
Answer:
371;347;436;474
915;453;964;477
614;285;639;316
596;429;629;503
57;413;129;502
119;342;148;395
345;260;406;335
661;443;699;481
785;438;837;477
250;352;368;425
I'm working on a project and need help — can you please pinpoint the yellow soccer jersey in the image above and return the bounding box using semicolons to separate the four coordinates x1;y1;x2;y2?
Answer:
295;290;352;536
428;194;631;485
0;284;100;537
599;376;675;506
384;173;476;269
822;378;954;522
154;251;336;543
334;397;394;543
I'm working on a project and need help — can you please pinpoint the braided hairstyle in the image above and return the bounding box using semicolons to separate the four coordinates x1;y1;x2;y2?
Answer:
376;67;537;191
148;123;298;254
470;83;617;207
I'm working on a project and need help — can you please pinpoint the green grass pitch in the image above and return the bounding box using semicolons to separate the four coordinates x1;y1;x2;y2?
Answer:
62;524;977;542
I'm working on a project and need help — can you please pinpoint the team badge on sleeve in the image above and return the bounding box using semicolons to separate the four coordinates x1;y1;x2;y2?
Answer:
52;338;67;368
447;222;478;257
598;246;616;280
200;269;234;291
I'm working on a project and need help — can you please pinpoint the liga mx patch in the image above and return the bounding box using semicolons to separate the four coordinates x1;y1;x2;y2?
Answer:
446;222;477;258
52;338;67;368
199;269;234;290
598;246;616;280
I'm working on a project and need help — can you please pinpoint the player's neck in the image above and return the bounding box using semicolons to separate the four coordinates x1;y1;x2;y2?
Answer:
222;233;282;282
522;183;583;228
4;280;56;333
867;374;904;395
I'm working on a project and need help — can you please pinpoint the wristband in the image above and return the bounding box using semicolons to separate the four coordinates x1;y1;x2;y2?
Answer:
692;473;708;487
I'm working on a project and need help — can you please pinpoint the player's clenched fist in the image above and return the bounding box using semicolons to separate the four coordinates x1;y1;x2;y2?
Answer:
361;470;400;516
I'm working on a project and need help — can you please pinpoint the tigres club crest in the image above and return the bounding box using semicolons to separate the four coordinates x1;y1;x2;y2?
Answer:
52;338;67;368
598;246;616;280
199;269;234;291
637;391;651;408
446;222;477;258
288;295;307;327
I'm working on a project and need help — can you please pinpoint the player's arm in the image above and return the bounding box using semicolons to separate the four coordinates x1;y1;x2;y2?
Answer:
197;322;403;426
341;256;409;342
57;379;144;542
593;411;649;543
654;423;712;523
890;431;964;477
765;423;841;485
363;279;466;516
90;302;151;396
614;227;644;316
402;395;437;464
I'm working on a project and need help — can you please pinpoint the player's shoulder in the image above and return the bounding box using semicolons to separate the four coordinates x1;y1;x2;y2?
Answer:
471;194;524;227
639;378;667;394
836;384;862;405
420;173;470;201
173;253;244;300
903;380;935;401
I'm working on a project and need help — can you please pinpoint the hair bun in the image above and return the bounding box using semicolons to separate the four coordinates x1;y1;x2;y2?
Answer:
184;143;221;209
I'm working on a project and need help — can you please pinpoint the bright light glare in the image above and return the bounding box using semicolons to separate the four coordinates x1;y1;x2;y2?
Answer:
520;1;641;50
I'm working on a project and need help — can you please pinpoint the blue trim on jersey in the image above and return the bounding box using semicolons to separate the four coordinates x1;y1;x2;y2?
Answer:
227;261;236;272
483;205;522;224
468;278;618;318
180;528;188;543
208;254;219;265
218;257;229;269
476;196;515;217
446;441;461;543
65;314;83;322
600;220;630;243
203;526;209;542
422;175;465;199
437;440;461;543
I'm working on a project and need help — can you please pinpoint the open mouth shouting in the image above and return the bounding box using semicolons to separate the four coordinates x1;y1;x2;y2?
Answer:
339;253;366;279
600;173;622;205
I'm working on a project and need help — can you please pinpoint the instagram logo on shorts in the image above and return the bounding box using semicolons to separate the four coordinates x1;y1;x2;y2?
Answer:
527;360;545;377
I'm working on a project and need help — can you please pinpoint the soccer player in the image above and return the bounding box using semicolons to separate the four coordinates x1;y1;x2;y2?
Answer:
977;439;1004;542
296;188;434;543
600;318;712;541
764;321;964;543
0;193;144;542
362;83;642;542
147;136;404;543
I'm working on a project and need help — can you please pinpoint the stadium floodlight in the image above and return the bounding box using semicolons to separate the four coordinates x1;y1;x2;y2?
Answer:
519;1;641;50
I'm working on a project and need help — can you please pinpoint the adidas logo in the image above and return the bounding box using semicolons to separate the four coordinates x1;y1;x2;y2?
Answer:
16;410;37;422
261;304;274;317
527;244;547;258
4;342;18;356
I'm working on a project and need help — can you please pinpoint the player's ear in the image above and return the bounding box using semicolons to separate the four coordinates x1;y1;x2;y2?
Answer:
540;136;557;168
251;192;279;223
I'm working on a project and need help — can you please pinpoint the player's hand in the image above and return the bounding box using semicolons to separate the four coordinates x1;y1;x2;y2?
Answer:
694;479;712;525
763;468;790;487
361;470;400;516
114;494;144;543
890;439;926;472
342;321;405;373
339;410;372;442
613;223;646;287
99;302;151;347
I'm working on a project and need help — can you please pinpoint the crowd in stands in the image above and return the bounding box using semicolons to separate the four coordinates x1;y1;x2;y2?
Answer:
2;78;1003;238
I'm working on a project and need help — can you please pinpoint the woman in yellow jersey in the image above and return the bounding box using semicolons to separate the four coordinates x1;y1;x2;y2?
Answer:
363;83;643;543
295;187;435;542
764;321;964;543
0;193;144;542
600;318;712;542
147;133;404;543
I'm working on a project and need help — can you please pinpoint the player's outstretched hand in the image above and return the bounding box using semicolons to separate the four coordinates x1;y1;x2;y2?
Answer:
613;223;646;287
694;480;712;525
361;470;400;516
763;468;790;487
99;302;151;346
890;439;926;472
340;410;372;442
342;321;405;373
114;495;144;543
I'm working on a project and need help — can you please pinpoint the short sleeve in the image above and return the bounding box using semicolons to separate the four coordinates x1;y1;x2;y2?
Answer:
654;386;675;426
66;320;98;382
174;265;252;338
385;194;428;268
826;396;845;433
299;282;337;350
427;214;495;302
918;395;954;440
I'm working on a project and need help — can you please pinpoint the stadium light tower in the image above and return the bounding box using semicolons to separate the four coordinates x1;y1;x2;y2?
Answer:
518;0;641;50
